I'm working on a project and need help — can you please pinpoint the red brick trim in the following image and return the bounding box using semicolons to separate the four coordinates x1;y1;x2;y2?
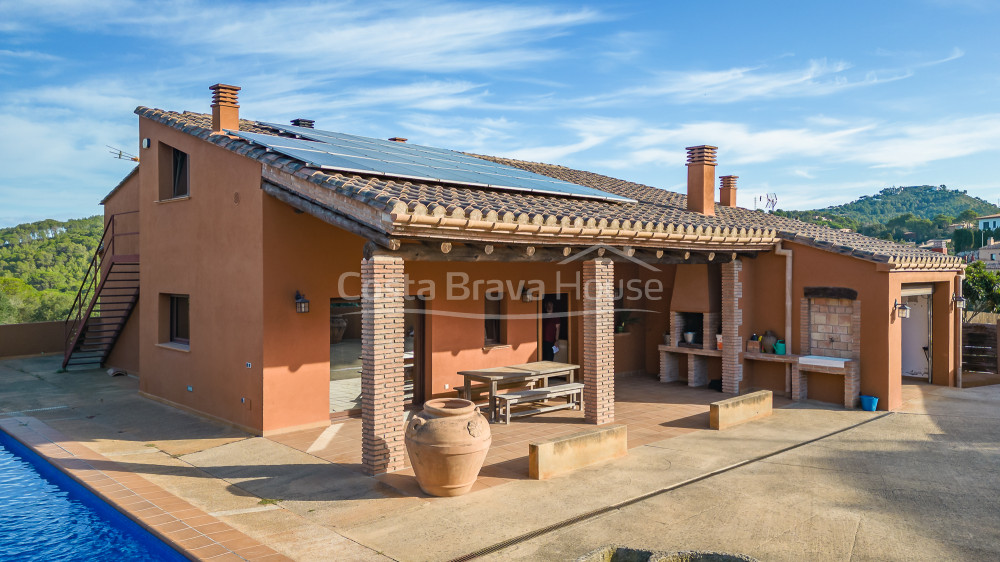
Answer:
721;259;744;394
583;258;615;424
361;255;406;475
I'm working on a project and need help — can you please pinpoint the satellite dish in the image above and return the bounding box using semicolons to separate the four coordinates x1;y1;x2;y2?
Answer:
765;193;778;211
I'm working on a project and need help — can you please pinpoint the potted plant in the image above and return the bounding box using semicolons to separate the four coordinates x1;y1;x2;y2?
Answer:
615;311;640;333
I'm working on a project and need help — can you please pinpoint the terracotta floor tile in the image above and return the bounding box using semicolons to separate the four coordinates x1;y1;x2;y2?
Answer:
187;543;230;559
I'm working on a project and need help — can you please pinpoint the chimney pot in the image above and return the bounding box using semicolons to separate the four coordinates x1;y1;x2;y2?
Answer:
209;83;241;133
388;137;408;143
685;145;718;216
719;175;738;208
290;118;315;129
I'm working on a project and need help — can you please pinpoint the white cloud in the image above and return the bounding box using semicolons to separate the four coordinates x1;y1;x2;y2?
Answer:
501;116;641;162
578;59;911;105
2;1;604;75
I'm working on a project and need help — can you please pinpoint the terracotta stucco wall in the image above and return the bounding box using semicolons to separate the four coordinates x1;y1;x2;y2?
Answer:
260;197;364;433
0;322;64;357
137;118;265;432
102;171;141;374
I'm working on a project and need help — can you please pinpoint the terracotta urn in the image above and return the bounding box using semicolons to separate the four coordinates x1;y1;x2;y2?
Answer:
405;398;491;497
761;330;778;354
330;316;348;344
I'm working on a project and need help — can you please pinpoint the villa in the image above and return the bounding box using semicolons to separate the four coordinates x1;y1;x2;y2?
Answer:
67;84;966;476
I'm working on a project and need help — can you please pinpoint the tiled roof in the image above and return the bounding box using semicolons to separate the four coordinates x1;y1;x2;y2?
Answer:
134;106;963;271
100;166;138;205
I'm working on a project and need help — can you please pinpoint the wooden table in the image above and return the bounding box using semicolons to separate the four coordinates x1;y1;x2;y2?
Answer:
458;361;579;422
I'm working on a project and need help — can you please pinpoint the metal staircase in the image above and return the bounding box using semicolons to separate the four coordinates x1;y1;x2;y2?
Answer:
63;211;139;369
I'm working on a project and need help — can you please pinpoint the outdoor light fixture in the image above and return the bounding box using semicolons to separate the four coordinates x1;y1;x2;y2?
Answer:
294;291;310;314
953;294;967;309
894;299;911;319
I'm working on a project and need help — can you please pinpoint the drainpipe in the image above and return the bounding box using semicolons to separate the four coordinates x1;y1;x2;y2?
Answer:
955;272;964;388
774;241;794;395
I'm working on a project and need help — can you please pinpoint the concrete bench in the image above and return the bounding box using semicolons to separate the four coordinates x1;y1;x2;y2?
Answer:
529;424;627;480
709;390;772;430
495;383;584;424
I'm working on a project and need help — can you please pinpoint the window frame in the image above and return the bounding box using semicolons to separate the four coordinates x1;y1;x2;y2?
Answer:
157;142;190;201
483;292;505;347
169;294;190;346
171;148;189;198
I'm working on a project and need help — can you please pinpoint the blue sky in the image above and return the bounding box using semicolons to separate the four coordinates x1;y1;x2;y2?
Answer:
2;0;999;227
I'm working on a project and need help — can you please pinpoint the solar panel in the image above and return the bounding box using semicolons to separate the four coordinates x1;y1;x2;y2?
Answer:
230;123;636;203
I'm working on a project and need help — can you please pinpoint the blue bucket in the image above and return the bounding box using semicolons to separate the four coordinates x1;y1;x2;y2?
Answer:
860;395;878;411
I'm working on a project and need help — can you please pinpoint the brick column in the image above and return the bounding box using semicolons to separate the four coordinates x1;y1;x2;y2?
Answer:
583;258;615;425
791;364;807;400
360;255;406;475
660;350;680;382
721;259;744;394
688;355;708;387
844;362;860;408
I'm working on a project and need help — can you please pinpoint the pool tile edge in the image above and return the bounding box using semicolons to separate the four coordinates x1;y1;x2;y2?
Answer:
0;417;291;562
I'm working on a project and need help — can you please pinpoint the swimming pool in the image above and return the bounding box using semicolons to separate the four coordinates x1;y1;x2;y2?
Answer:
0;429;186;561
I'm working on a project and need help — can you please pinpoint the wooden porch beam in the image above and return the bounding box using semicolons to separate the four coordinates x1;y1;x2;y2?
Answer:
363;241;758;264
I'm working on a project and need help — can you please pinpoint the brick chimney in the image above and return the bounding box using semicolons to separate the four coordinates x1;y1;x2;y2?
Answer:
290;118;314;129
719;175;738;208
209;84;241;132
686;145;718;216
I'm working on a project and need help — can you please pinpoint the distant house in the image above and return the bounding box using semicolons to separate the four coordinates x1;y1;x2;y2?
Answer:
978;213;1000;231
979;239;1000;268
65;84;967;476
919;239;950;254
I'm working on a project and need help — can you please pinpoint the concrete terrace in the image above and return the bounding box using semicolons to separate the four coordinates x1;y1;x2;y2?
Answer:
2;355;999;561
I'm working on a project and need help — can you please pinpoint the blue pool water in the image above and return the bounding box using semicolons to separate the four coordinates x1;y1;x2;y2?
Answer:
0;429;186;561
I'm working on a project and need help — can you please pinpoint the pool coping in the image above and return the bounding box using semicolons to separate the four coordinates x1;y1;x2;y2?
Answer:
0;416;291;561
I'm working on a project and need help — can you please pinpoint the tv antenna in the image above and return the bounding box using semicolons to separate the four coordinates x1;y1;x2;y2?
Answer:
765;193;778;212
753;193;779;212
107;145;139;162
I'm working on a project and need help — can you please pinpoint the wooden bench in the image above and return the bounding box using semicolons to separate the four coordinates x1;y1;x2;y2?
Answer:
495;383;584;424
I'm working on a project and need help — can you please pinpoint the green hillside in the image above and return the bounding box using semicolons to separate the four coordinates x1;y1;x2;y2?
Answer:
0;216;103;324
819;185;1000;224
772;185;1000;248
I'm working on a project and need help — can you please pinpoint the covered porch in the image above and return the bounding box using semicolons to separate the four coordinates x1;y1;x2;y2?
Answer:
271;372;791;492
346;239;759;476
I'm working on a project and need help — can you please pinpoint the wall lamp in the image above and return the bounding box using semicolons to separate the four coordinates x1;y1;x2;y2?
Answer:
953;294;967;309
294;291;310;313
894;299;911;319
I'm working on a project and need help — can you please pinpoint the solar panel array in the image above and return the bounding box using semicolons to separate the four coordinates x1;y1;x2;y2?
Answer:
229;123;636;203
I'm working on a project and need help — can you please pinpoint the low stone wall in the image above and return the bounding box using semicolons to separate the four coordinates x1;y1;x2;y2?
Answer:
529;424;627;480
710;390;772;430
0;321;65;358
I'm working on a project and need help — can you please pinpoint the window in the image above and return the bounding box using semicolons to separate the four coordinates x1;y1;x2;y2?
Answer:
158;143;189;200
169;295;190;345
484;292;505;346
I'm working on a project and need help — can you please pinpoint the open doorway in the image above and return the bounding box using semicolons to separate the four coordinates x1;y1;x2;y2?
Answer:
901;286;933;382
329;297;425;419
539;293;570;363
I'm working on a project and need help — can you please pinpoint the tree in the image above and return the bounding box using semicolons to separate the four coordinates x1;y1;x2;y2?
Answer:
958;209;979;223
952;229;974;253
963;261;1000;323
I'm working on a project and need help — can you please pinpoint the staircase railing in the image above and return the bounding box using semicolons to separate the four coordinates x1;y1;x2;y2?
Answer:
63;211;139;366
